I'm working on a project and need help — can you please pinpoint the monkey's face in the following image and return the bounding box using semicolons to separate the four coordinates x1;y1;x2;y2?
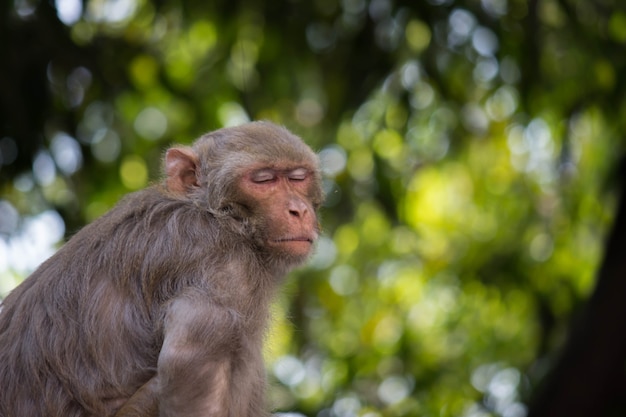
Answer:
236;164;322;261
164;121;324;266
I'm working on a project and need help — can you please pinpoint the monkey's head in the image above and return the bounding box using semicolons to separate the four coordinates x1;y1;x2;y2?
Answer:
164;121;323;264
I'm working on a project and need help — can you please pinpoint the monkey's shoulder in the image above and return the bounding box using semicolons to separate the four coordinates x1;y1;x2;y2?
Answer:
87;186;213;233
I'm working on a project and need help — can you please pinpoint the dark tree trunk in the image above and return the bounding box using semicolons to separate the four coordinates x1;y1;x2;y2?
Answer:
528;159;626;417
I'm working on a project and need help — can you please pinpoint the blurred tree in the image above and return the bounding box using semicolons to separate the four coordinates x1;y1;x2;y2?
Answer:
1;0;625;416
527;160;626;416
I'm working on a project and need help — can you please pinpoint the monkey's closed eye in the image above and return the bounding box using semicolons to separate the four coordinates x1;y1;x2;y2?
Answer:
251;170;276;183
288;168;308;181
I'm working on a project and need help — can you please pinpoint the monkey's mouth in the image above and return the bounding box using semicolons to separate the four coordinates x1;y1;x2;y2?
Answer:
273;236;314;244
271;237;315;256
271;236;316;253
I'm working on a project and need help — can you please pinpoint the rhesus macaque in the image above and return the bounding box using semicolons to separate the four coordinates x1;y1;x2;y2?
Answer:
0;121;323;417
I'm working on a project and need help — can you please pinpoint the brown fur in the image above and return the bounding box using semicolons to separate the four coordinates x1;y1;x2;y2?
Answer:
0;121;322;417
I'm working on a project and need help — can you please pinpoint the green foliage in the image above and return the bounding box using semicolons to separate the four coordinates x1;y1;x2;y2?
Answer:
1;0;626;415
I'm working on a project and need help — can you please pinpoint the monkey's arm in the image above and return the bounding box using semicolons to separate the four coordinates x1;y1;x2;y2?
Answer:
113;377;160;417
157;296;244;417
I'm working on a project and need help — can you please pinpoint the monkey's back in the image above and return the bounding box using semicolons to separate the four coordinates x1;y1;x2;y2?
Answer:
0;187;223;417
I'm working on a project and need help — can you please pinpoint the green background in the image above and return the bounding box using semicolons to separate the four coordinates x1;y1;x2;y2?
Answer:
1;0;625;415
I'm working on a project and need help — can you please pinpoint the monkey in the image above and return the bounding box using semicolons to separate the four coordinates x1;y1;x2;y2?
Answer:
0;121;323;417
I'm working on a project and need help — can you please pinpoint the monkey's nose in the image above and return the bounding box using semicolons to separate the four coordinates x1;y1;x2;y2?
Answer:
288;199;309;218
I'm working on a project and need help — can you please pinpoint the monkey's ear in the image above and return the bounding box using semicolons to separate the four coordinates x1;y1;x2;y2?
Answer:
165;147;200;194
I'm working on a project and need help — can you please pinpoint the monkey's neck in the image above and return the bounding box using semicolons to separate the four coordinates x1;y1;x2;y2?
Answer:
203;245;279;311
